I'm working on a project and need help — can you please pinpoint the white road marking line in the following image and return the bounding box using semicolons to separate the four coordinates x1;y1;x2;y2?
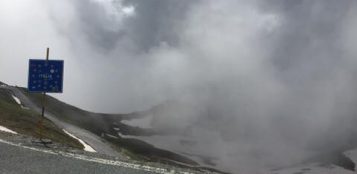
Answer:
0;138;195;174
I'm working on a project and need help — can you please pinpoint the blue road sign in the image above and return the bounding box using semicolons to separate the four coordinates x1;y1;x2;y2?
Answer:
28;59;64;93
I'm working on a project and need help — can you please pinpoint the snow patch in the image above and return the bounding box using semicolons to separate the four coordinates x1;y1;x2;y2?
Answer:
0;125;18;134
12;95;21;105
11;95;29;110
63;129;96;153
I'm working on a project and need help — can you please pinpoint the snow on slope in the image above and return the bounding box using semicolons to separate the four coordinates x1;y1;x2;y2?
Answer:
63;129;96;153
11;95;21;105
0;125;18;134
11;95;29;109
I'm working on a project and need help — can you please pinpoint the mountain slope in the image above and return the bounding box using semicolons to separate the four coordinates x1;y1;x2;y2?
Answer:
0;83;83;149
0;82;223;174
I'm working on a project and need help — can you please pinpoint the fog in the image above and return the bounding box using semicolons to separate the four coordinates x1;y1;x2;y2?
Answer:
1;0;357;173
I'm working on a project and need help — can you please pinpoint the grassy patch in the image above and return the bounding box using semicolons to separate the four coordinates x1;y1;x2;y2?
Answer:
0;88;83;149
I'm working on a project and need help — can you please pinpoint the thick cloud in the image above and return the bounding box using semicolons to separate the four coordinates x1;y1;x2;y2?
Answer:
1;0;357;173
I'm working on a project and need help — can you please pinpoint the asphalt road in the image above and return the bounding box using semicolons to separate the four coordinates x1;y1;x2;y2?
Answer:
0;139;156;174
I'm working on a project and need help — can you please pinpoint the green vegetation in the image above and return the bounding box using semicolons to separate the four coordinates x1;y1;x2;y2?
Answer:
0;88;83;149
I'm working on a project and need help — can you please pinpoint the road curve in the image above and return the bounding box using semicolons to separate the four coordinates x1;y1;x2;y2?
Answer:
0;138;177;174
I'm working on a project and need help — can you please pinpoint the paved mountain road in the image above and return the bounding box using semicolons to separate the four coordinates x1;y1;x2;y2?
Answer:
0;139;164;174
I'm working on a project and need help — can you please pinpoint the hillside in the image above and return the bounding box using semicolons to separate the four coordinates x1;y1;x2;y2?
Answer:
4;81;357;174
21;88;220;170
0;82;222;174
0;82;83;149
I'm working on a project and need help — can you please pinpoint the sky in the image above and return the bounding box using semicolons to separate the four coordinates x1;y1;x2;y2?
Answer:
1;0;357;173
